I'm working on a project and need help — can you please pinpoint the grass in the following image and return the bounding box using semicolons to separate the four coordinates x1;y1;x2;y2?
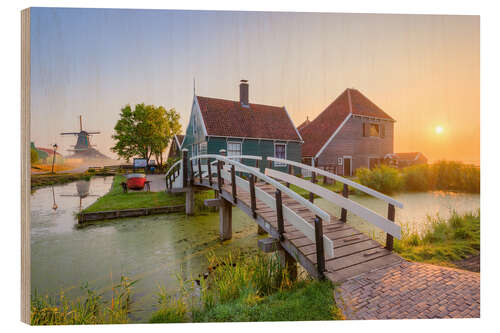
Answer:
149;251;342;323
32;162;79;173
394;210;480;266
31;276;136;325
82;175;185;213
31;172;94;189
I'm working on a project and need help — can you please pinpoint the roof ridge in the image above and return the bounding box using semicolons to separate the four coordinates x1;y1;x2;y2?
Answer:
196;95;285;110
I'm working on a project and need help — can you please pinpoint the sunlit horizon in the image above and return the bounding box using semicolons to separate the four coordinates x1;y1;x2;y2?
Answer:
30;8;480;165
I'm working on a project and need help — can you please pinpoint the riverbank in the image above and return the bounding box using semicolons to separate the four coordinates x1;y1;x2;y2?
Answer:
394;210;480;270
31;171;114;190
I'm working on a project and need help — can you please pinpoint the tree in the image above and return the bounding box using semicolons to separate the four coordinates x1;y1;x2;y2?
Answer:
31;148;39;164
111;104;181;165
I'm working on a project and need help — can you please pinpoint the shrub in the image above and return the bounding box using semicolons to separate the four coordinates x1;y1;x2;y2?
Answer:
356;165;403;194
401;164;433;191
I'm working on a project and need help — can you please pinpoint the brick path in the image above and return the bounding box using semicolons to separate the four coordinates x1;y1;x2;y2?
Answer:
334;260;480;319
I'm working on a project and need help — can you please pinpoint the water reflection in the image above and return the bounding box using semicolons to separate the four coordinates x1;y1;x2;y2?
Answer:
59;180;99;211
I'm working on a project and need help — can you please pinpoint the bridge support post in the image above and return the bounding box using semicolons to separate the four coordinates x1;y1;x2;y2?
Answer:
257;225;267;235
219;198;232;240
277;247;297;281
185;188;195;215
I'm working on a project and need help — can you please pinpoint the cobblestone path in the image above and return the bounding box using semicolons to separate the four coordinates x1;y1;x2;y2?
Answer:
334;260;480;319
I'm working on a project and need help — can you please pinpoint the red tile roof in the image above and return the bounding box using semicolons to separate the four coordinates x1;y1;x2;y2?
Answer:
297;118;311;131
36;147;63;157
300;88;395;157
196;96;301;141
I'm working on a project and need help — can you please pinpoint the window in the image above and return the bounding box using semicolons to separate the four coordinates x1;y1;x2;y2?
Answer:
370;124;380;137
274;143;286;166
227;142;242;161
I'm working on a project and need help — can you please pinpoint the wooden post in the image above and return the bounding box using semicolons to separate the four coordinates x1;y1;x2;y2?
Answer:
190;159;194;186
286;164;292;187
277;247;297;281
309;171;316;203
340;184;348;222
385;203;395;251
182;149;188;188
217;161;222;192
268;159;272;169
186;189;195;215
314;215;325;279
256;159;260;172
249;174;257;218
208;159;213;186
275;189;285;241
231;164;237;203
198;158;202;183
219;198;232;240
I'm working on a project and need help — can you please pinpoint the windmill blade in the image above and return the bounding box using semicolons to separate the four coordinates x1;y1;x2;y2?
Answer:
87;131;101;135
60;132;80;135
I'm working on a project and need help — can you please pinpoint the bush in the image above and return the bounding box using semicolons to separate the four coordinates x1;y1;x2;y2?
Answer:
401;164;433;191
356;165;403;194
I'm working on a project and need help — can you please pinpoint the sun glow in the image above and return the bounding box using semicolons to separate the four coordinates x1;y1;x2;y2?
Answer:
435;126;444;134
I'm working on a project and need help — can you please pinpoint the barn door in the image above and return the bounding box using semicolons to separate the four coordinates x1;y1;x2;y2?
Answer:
343;157;351;176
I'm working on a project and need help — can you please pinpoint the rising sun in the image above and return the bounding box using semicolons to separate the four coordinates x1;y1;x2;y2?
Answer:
435;125;444;134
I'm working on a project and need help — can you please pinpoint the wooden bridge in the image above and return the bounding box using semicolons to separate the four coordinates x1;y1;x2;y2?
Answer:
165;150;403;282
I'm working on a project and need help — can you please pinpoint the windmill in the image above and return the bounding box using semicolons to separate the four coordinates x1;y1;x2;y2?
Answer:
60;115;100;152
60;115;110;160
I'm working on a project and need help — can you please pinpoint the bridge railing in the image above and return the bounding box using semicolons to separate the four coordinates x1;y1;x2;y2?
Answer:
165;159;183;190
191;154;334;276
266;157;403;250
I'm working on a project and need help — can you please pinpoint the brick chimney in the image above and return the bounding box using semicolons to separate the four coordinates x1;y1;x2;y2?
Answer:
239;80;249;106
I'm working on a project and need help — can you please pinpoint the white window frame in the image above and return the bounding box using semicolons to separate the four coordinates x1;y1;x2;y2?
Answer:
227;141;242;161
274;143;287;167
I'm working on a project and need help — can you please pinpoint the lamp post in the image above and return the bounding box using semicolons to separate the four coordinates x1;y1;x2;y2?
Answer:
51;143;58;174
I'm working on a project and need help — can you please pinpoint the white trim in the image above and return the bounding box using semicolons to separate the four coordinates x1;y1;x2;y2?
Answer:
266;157;403;208
266;168;401;239
314;113;352;159
175;134;184;149
343;155;353;177
194;96;208;137
352;114;396;123
226;155;262;160
273;142;287;167
283;106;303;142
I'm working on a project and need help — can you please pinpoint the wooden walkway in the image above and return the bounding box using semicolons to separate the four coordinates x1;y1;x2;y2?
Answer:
196;177;401;282
166;152;403;283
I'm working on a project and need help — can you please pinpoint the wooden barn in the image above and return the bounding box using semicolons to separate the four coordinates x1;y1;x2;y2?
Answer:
166;134;185;160
299;88;395;176
181;80;303;171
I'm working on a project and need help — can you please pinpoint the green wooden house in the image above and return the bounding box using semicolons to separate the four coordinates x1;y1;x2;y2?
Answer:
181;80;303;171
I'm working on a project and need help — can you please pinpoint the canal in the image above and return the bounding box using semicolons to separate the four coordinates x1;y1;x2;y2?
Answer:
30;177;479;322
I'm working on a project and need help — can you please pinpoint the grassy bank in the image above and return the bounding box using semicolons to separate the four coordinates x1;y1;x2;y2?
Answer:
356;161;480;195
150;252;342;323
31;253;342;325
394;210;480;267
82;175;184;213
31;276;136;325
31;172;92;189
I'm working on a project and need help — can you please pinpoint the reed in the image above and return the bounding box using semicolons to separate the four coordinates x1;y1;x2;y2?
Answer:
31;276;137;325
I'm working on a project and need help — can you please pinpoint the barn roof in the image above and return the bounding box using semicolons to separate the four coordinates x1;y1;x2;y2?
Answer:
36;147;63;157
196;96;301;141
174;134;185;148
300;88;395;157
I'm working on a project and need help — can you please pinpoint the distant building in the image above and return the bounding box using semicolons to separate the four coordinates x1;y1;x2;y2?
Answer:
386;152;428;168
181;80;303;171
167;134;185;160
31;142;64;164
299;88;395;176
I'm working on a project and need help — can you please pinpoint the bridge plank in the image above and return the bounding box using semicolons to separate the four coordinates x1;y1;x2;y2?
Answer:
325;254;403;282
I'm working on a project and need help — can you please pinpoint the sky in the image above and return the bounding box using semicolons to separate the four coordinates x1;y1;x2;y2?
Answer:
30;8;480;164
